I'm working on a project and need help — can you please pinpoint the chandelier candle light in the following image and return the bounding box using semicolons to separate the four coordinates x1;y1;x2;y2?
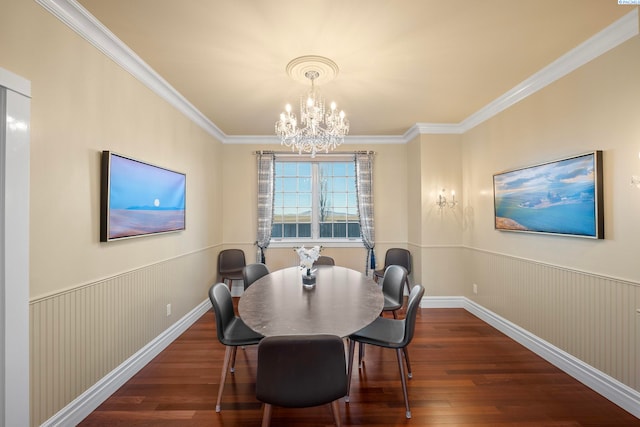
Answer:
275;56;349;158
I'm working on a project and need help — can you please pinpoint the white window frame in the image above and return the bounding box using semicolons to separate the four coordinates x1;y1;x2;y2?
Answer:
269;153;363;248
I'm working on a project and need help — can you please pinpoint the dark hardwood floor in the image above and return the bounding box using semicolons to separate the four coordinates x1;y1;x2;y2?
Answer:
79;299;640;426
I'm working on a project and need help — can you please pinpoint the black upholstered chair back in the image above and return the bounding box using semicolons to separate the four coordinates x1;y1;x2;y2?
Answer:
218;249;247;290
242;263;269;290
402;285;425;346
314;255;335;266
374;248;412;294
381;265;407;314
218;248;246;274
208;283;236;345
384;248;411;275
256;334;347;408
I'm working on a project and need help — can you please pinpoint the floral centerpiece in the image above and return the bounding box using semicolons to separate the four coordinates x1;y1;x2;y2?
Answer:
295;246;321;286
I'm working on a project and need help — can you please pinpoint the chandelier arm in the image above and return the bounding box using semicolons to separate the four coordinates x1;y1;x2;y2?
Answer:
275;62;348;157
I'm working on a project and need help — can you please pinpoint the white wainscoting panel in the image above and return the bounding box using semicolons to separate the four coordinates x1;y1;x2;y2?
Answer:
30;247;217;427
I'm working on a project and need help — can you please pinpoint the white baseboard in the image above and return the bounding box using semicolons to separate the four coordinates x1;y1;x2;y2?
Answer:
420;295;465;308
422;296;640;419
43;295;639;425
41;299;212;427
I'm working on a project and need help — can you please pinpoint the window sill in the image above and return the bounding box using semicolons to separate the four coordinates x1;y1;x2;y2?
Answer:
268;239;364;249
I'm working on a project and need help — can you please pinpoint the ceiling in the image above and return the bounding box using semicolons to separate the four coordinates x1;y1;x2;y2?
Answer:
76;0;633;137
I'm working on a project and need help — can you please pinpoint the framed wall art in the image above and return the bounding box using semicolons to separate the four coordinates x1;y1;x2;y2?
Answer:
100;151;186;242
493;151;603;239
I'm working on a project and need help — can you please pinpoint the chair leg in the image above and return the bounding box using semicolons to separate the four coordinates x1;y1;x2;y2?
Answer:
230;346;238;373
358;342;365;368
216;346;233;412
330;400;342;427
395;348;411;419
403;347;412;379
345;339;356;403
261;403;272;427
392;310;398;319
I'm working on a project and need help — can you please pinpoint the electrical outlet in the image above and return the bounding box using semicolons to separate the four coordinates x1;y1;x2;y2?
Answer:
166;303;172;316
473;284;478;295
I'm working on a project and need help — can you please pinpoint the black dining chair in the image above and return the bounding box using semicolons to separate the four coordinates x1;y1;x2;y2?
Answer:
374;248;411;294
358;265;407;365
218;249;246;290
256;334;348;427
380;264;408;319
242;263;270;290
313;255;335;266
208;283;263;412
346;284;425;419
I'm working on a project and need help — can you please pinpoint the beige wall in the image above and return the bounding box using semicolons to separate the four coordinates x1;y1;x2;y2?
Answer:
2;0;224;424
2;0;639;424
407;133;466;296
220;143;409;274
463;35;640;282
2;0;224;299
462;35;640;391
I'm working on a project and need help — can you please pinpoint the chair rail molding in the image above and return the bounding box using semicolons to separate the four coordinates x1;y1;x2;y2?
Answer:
39;299;211;427
43;293;640;424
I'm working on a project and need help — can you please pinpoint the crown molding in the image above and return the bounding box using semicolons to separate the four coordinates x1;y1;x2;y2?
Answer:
459;8;639;133
410;123;464;136
35;0;227;142
38;1;638;144
223;135;280;145
224;134;407;145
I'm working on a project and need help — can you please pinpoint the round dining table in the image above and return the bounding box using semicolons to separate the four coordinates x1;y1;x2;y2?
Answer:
238;265;384;337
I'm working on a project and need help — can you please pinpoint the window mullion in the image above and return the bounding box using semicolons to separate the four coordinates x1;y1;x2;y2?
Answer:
271;157;361;244
311;163;319;239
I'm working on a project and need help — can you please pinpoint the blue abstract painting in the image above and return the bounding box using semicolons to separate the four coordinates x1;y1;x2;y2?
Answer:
102;152;186;241
493;151;603;238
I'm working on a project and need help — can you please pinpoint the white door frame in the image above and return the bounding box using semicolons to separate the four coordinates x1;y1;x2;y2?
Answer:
0;66;31;427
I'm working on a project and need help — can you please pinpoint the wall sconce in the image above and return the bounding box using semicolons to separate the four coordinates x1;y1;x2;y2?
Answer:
436;188;458;209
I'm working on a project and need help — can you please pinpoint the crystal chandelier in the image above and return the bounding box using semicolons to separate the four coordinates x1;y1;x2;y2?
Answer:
275;69;349;157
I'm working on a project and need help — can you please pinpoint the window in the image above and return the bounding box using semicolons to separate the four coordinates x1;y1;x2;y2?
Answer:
271;158;361;242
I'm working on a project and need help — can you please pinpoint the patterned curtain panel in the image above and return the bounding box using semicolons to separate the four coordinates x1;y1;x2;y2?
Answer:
256;152;275;263
355;152;376;276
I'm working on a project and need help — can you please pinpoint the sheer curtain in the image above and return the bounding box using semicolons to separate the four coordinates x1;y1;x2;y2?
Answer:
355;152;376;276
256;152;275;263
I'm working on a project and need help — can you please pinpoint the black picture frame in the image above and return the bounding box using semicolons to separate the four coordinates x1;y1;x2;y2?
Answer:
493;151;603;239
100;151;186;242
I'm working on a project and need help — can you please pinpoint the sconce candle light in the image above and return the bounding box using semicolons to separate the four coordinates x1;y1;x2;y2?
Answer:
436;188;458;209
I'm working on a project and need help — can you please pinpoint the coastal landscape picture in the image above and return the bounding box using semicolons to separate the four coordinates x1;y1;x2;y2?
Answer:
100;151;186;241
493;151;603;239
